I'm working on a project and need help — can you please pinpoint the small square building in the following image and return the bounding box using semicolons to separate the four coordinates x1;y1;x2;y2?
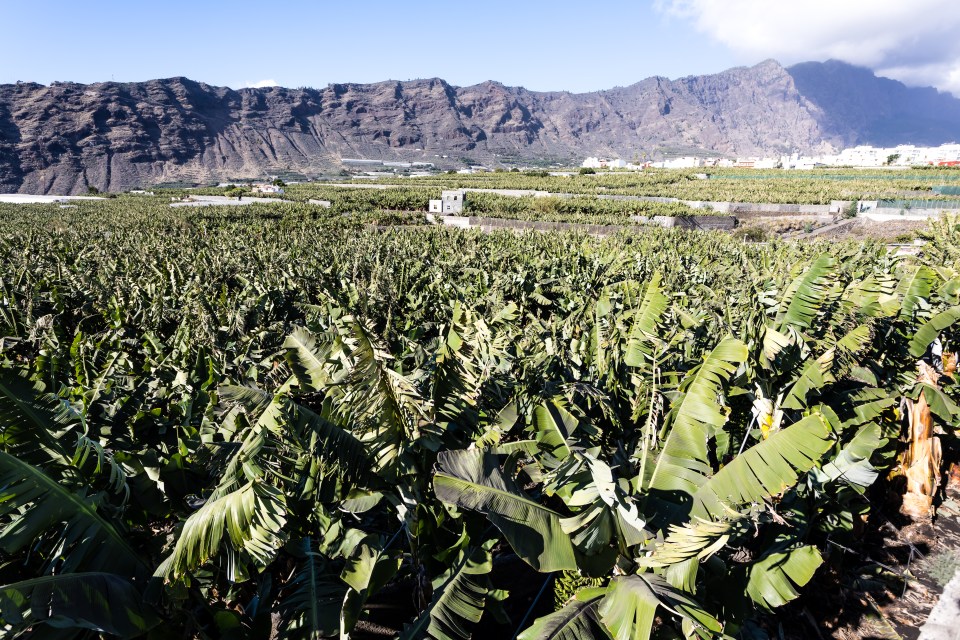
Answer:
429;189;466;215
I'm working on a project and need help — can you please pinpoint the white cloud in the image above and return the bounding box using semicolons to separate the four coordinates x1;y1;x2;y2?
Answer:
656;0;960;95
244;79;279;88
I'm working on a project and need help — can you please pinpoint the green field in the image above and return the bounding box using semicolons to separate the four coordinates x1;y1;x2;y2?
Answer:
2;191;960;639
337;167;960;204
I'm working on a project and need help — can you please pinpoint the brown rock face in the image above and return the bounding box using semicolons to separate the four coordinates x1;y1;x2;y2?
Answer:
2;60;959;194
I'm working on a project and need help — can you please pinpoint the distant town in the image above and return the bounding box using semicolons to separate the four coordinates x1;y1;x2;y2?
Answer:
583;143;960;170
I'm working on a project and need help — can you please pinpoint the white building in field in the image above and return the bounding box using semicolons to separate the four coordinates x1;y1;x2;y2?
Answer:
662;157;704;169
429;190;466;215
582;157;627;169
732;157;778;169
253;184;285;194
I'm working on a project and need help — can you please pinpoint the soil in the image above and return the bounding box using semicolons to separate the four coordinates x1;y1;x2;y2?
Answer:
737;216;934;242
779;437;960;640
812;219;933;242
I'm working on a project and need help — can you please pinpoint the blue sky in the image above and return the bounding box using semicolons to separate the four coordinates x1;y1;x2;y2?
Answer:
2;1;958;95
0;1;736;91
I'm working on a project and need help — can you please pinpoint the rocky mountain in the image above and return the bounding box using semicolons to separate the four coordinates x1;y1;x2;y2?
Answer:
1;60;959;194
787;60;960;147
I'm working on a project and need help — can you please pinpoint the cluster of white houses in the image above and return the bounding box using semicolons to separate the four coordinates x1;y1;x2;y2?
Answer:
812;144;960;168
582;143;960;171
582;156;776;170
215;182;286;194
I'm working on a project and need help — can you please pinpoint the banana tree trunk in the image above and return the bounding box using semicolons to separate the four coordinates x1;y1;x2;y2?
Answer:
947;353;960;496
900;361;943;520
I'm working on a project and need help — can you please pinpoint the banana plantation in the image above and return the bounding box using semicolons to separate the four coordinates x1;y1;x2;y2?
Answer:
2;199;960;639
352;167;960;205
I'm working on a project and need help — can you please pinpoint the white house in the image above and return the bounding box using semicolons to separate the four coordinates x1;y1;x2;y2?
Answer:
582;157;627;169
733;158;778;169
429;190;466;215
253;184;285;194
662;157;703;169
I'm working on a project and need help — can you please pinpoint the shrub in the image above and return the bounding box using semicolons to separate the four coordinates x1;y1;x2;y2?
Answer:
922;551;960;587
733;226;768;242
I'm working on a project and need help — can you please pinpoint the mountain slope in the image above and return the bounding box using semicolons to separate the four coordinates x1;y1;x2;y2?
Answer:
787;60;960;147
1;60;959;194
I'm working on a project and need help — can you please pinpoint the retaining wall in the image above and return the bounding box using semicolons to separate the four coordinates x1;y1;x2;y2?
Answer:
630;215;738;230
596;195;839;214
434;214;472;228
861;210;952;221
737;212;834;224
672;216;738;230
434;214;737;234
469;217;618;235
714;202;835;214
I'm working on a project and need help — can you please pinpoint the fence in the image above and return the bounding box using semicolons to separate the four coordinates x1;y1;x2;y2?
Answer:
466;215;737;233
933;186;960;195
876;199;960;210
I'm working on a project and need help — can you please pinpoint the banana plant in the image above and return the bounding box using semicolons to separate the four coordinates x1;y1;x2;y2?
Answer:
0;368;162;638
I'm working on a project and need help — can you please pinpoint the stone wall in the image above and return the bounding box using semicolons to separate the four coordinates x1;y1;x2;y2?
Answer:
468;217;618;235
861;210;954;222
630;215;738;229
673;216;738;230
434;215;738;234
736;212;834;224
714;202;833;214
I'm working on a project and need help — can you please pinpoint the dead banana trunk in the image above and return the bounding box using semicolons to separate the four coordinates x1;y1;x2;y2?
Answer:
899;361;944;520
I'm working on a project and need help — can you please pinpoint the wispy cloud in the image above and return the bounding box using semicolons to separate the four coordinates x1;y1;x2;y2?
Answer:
243;79;279;88
655;0;960;96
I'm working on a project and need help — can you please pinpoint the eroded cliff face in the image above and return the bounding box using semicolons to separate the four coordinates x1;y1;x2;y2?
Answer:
787;60;960;147
1;60;957;194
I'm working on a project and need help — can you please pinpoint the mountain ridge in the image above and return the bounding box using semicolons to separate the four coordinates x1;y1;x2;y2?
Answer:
1;60;959;194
